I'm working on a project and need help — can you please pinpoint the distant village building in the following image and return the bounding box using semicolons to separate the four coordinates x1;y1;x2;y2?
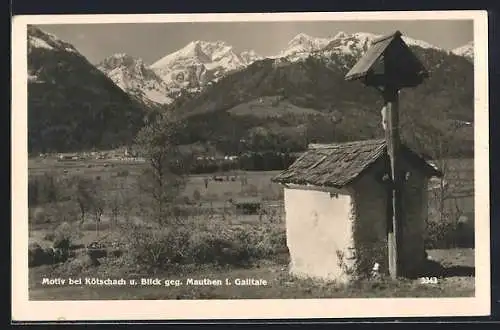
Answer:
58;153;79;161
272;139;441;283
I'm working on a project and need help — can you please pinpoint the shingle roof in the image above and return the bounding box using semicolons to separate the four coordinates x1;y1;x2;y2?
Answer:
344;33;397;81
344;31;429;88
271;139;441;188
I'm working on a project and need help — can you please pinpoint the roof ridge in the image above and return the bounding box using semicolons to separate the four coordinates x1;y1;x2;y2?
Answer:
308;139;386;150
272;137;440;188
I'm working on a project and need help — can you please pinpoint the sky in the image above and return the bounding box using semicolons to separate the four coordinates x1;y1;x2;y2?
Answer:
37;20;473;65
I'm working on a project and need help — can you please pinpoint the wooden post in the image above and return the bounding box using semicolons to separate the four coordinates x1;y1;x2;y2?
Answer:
344;31;428;279
384;86;402;279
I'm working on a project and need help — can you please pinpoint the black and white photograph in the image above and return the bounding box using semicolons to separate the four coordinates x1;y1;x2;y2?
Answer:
12;11;489;320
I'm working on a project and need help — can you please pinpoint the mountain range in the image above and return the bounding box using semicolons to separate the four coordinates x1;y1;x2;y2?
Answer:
27;26;148;153
27;26;474;157
97;40;263;105
168;42;474;158
96;31;474;106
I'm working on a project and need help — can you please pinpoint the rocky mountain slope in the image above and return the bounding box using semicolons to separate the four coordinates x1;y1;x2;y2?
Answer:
97;53;174;106
98;32;471;106
27;26;149;153
150;40;263;95
452;41;474;62
277;32;439;62
167;37;474;158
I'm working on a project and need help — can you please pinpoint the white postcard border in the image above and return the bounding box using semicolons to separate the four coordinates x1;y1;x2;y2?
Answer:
11;10;490;321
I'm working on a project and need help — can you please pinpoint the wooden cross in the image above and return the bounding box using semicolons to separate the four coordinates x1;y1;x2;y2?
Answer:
345;30;428;279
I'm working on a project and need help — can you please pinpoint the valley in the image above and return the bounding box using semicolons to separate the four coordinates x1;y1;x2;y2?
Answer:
25;24;476;301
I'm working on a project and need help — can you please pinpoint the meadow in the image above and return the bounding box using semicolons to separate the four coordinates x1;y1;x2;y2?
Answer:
27;156;475;300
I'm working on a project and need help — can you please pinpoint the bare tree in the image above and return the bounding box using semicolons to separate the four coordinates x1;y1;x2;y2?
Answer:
109;190;121;229
73;176;106;238
91;195;105;238
109;178;134;227
73;176;95;224
414;119;469;224
135;113;187;225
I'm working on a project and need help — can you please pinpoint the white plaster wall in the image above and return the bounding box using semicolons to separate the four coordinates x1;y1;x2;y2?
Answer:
284;186;355;283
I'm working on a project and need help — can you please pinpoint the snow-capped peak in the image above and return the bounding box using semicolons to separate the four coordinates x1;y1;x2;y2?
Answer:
277;31;441;62
98;53;146;71
27;26;79;54
150;40;233;70
279;33;333;58
27;26;84;83
149;40;262;95
288;32;316;44
344;31;439;50
452;41;474;61
98;53;173;105
239;49;263;63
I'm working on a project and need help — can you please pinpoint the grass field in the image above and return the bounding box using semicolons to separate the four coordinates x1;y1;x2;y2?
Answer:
26;156;475;300
29;248;474;300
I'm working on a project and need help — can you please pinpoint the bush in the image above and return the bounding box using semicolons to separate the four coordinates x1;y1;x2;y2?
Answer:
116;169;130;177
43;232;55;241
29;207;51;225
87;248;107;260
29;202;80;226
28;172;60;206
80;222;112;231
124;225;191;270
28;243;46;267
241;184;259;197
28;242;69;267
122;222;287;270
425;219;474;249
192;189;201;201
51;222;76;249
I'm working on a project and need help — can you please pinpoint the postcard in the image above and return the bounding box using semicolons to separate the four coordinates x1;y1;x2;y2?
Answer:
11;10;490;321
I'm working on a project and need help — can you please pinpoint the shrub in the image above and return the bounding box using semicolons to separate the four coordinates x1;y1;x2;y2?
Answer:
241;184;259;197
116;169;130;177
87;248;107;260
188;230;248;266
29;207;51;225
28;242;69;267
352;243;388;280
30;201;80;226
28;243;46;267
123;225;191;270
43;232;55;241
122;222;288;270
51;222;76;250
192;189;201;201
80;222;111;231
59;254;100;274
425;219;474;249
28;172;60;206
